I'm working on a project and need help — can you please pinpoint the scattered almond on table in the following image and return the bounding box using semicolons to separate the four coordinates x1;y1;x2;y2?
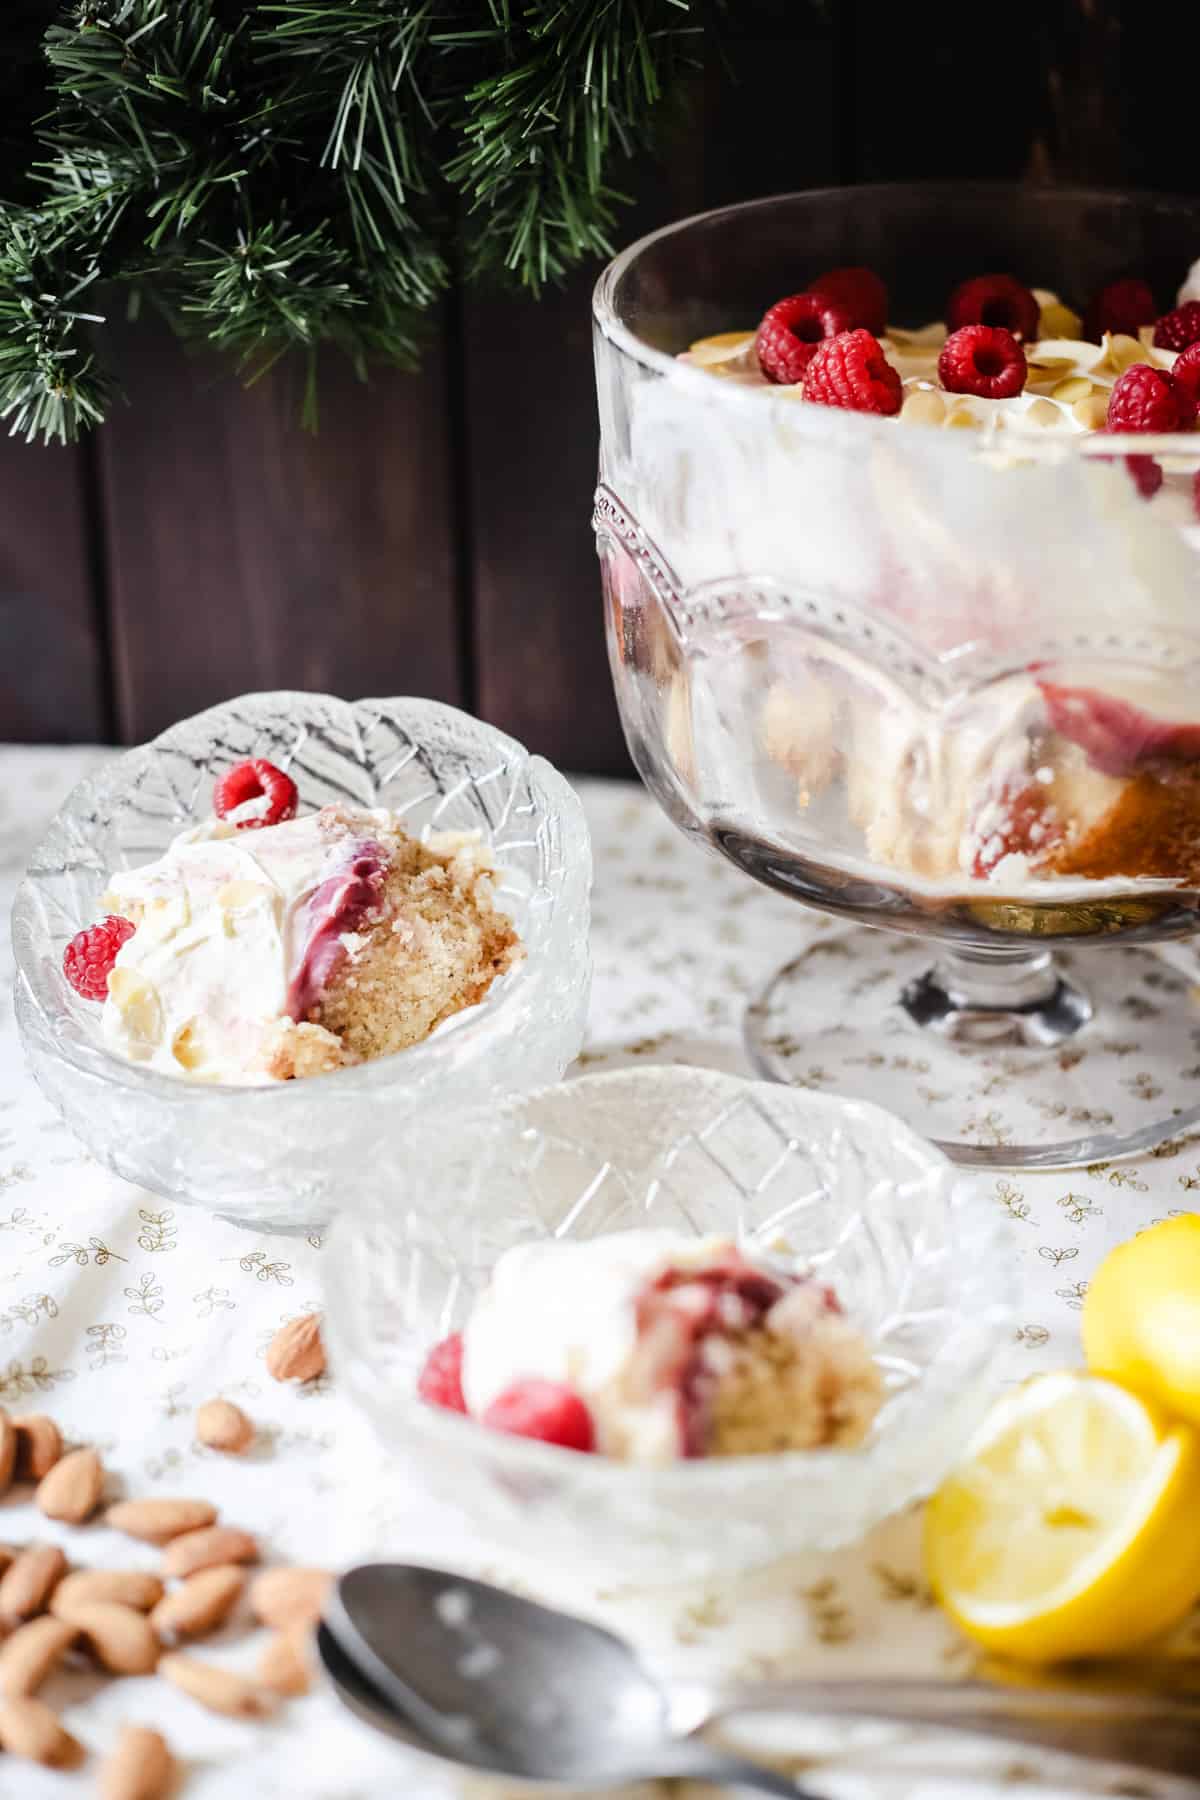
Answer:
195;1397;255;1454
13;1414;63;1482
100;1723;175;1800
0;1407;333;1785
265;1312;326;1383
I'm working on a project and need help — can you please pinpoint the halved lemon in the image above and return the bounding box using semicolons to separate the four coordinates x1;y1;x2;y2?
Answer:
1083;1214;1200;1425
924;1370;1200;1663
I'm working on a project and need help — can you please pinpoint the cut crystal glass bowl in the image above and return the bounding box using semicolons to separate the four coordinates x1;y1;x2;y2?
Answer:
592;183;1200;1169
323;1066;1016;1583
12;692;591;1232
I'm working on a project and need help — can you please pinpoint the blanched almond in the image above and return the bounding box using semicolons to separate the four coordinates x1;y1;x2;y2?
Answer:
0;1411;15;1495
256;1627;312;1696
106;1498;217;1543
0;1695;83;1766
0;1545;67;1623
0;1617;78;1697
12;1415;62;1482
265;1313;326;1383
151;1565;244;1643
162;1525;258;1580
53;1569;164;1614
100;1724;174;1800
248;1566;331;1630
158;1652;274;1718
67;1601;159;1675
195;1398;255;1454
36;1446;104;1523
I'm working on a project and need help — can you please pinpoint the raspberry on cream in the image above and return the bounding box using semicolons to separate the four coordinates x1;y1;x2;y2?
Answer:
444;1230;883;1463
88;777;519;1084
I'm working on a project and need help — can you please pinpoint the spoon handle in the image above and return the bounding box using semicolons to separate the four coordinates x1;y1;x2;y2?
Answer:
695;1676;1200;1779
657;1741;824;1798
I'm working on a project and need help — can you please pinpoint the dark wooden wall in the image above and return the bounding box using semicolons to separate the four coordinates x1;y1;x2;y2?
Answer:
1;2;1193;770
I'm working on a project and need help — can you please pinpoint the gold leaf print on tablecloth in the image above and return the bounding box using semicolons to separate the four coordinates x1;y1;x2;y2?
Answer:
125;1272;164;1321
137;1209;177;1253
227;1250;293;1286
86;1322;127;1367
1103;1167;1148;1190
0;1293;57;1332
1124;1072;1164;1101
1058;1192;1102;1225
0;1164;34;1191
1056;1282;1090;1312
49;1237;127;1268
962;1110;1012;1147
1038;1246;1079;1268
797;1579;854;1646
993;1179;1034;1225
0;1357;75;1398
872;1564;936;1609
0;1206;52;1240
1015;1325;1050;1348
193;1287;235;1317
1179;1167;1200;1191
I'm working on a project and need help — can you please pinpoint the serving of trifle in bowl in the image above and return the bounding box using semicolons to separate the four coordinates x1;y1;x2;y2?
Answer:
11;692;591;1229
592;182;1200;1167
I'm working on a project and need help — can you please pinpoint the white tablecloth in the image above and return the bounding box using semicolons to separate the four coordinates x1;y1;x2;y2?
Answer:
1;746;1198;1799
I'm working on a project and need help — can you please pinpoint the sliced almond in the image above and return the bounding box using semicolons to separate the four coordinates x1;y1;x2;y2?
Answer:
256;1627;312;1696
100;1724;175;1800
66;1601;159;1675
162;1525;258;1581
151;1565;245;1643
0;1695;83;1767
899;388;946;427
106;1498;217;1544
195;1399;255;1455
944;408;978;430
265;1313;326;1383
1074;392;1110;430
52;1569;164;1615
1050;375;1093;405
0;1545;67;1624
12;1416;63;1483
1023;398;1066;430
36;1446;104;1523
0;1411;15;1495
249;1567;332;1631
158;1652;275;1719
0;1617;78;1698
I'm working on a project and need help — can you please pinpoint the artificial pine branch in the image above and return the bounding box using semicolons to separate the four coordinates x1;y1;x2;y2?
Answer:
0;0;716;443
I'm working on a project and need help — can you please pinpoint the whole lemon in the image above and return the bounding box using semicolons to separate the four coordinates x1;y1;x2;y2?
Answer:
1083;1215;1200;1423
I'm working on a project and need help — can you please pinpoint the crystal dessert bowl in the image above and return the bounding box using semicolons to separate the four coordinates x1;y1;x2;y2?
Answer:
12;692;591;1231
592;182;1200;1168
322;1066;1016;1584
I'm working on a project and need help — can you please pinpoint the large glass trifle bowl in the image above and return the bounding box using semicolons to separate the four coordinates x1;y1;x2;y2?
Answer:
592;182;1200;1168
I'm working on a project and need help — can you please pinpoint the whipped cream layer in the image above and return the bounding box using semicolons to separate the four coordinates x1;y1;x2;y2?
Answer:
101;806;394;1083
461;1230;718;1463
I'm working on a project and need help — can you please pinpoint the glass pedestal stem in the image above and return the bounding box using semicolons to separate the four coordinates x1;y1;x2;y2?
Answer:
900;947;1094;1048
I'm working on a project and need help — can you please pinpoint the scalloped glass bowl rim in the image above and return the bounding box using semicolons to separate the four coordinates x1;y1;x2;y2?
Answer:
12;691;584;1106
592;181;1200;460
324;1066;1019;1500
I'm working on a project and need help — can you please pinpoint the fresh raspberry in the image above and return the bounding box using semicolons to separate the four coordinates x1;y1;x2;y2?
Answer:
1124;455;1163;498
62;915;135;1002
1153;302;1200;352
755;292;854;385
1104;363;1187;434
937;325;1026;399
807;266;888;335
481;1380;596;1452
416;1334;466;1413
1171;341;1200;421
212;758;298;830
945;274;1040;342
803;328;902;415
1083;278;1156;342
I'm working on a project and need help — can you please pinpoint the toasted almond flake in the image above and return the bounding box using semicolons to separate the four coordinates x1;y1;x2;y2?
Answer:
1037;301;1083;339
687;330;755;366
1024;398;1066;430
1074;393;1110;429
944;409;978;430
1050;376;1093;405
900;388;946;426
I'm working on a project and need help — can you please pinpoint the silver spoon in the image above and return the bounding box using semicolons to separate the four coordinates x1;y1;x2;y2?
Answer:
323;1563;1200;1786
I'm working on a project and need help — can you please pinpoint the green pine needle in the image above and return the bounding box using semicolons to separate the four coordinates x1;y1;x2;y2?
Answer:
0;0;719;441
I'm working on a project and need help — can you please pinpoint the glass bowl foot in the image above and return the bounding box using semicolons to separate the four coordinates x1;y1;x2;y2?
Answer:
744;925;1200;1169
